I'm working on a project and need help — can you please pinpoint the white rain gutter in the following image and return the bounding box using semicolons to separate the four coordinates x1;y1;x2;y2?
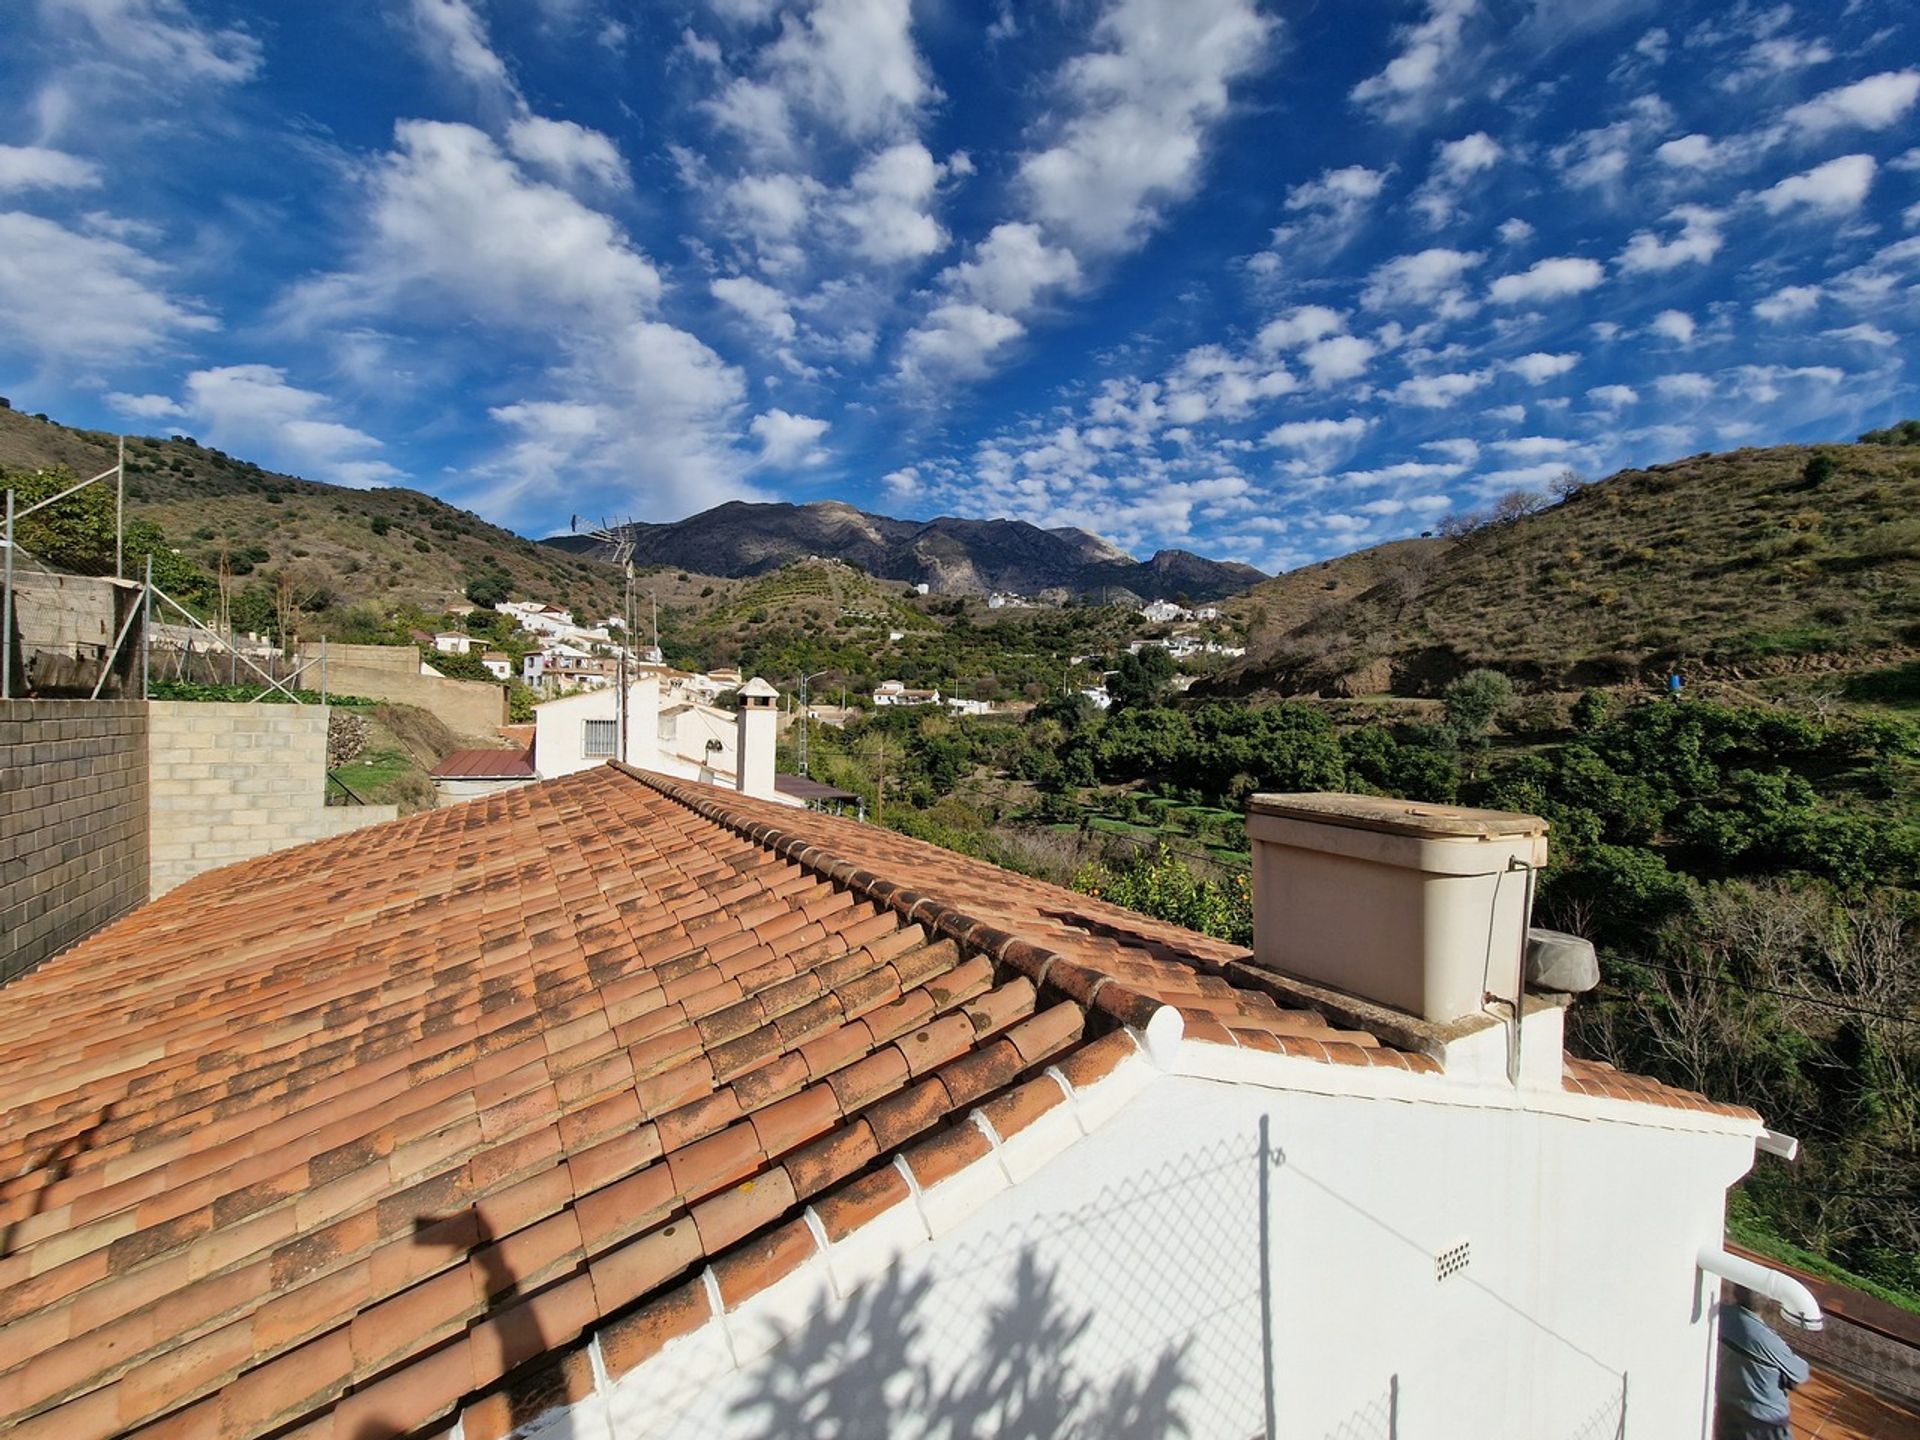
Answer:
1698;1246;1825;1331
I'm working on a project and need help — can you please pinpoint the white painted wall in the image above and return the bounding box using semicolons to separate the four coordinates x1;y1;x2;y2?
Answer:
560;1066;1756;1440
533;679;660;778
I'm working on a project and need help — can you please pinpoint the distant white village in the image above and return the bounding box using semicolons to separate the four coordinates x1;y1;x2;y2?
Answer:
416;591;1249;806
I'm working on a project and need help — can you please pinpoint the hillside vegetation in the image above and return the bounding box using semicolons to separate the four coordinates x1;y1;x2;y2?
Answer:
0;408;624;620
1219;441;1920;698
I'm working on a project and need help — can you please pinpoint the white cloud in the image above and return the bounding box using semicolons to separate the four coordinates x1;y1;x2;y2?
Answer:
1361;247;1484;314
179;364;402;487
38;0;261;85
1824;323;1897;347
1587;384;1638;409
1424;437;1479;464
105;391;186;420
1271;164;1389;254
749;408;830;466
710;274;797;342
1506;351;1578;383
1494;435;1580;458
1654;134;1736;172
1721;33;1834;91
836;142;951;264
1391;369;1489;408
899;302;1025;382
1351;0;1477;122
1551;98;1672;190
289;120;757;521
1017;0;1273;253
1785;70;1920;137
1488;255;1604;303
1339;459;1468;487
0;210;215;363
505;116;631;191
944;222;1081;314
1483;403;1526;423
1257;305;1346;351
408;0;519;106
1411;131;1502;226
1264;415;1372;460
290;122;663;329
1654;372;1715;400
1650;309;1695;344
1754;284;1819;322
709;0;935;153
1497;217;1533;245
1616;205;1723;273
882;466;919;497
1405;131;1505;226
1757;154;1876;215
0;144;102;192
1300;334;1377;386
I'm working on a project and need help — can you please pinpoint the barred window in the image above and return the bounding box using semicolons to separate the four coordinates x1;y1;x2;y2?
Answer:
582;719;618;758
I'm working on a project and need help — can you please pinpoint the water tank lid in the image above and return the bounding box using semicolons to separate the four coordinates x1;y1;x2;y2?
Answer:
1246;792;1548;840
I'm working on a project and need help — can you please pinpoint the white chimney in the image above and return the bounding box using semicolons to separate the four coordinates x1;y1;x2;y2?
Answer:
1245;794;1548;1025
735;677;779;800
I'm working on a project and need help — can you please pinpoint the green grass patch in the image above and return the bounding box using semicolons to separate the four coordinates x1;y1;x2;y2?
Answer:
1727;1191;1920;1315
331;746;418;793
1842;660;1920;711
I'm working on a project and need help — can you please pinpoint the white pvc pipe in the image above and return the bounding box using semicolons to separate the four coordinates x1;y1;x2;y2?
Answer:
1698;1246;1824;1331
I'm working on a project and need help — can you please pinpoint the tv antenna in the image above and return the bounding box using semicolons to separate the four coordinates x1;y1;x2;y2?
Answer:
571;516;638;765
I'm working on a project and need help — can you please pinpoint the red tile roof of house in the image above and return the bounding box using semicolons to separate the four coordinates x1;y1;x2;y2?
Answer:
0;764;1752;1439
429;748;538;780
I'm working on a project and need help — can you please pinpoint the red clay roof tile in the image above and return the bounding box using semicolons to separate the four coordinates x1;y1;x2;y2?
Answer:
0;761;1736;1438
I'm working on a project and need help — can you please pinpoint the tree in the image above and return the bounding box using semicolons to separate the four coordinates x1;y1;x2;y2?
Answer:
1107;647;1176;709
1801;452;1836;486
1442;668;1513;744
1549;468;1589;501
1570;689;1611;733
465;570;513;608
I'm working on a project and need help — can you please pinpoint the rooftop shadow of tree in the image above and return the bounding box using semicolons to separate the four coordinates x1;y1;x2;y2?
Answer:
726;1246;1191;1440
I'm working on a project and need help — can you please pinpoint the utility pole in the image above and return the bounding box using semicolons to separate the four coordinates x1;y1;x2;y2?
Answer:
797;669;830;777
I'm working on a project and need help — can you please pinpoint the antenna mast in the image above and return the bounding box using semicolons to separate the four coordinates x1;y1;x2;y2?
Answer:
572;516;638;765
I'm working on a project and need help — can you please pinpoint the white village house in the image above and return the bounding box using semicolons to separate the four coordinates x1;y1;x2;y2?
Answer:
0;755;1829;1438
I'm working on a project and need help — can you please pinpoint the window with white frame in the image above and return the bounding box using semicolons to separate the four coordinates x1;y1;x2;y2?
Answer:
582;719;618;758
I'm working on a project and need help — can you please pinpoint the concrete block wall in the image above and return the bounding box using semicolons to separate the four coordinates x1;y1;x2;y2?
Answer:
0;700;149;983
148;701;397;896
5;572;144;697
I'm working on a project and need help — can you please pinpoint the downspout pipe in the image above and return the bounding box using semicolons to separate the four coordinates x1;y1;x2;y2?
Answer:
1698;1246;1824;1331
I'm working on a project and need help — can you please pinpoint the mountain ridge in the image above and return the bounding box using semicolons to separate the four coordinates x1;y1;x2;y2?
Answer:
545;499;1266;602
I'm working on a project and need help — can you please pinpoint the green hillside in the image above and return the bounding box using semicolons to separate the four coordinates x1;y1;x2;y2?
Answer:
1219;440;1920;698
0;408;625;621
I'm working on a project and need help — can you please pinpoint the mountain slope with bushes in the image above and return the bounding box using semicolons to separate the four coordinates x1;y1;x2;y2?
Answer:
1214;439;1920;698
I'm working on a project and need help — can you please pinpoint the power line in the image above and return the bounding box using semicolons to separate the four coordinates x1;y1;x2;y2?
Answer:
1612;958;1919;1027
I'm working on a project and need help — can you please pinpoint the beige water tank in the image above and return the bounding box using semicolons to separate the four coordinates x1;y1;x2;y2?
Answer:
1245;794;1549;1024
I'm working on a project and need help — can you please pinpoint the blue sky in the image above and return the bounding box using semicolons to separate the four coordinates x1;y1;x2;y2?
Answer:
2;0;1917;573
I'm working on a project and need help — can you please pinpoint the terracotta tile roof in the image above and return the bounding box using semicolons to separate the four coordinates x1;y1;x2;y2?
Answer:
1564;1056;1760;1121
429;748;537;780
0;764;1747;1438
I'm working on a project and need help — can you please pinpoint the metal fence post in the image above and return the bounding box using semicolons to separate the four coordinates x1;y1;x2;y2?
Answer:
2;488;13;702
141;556;152;700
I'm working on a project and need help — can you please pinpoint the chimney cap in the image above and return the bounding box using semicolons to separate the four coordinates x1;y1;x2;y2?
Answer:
1247;792;1547;841
738;677;780;704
